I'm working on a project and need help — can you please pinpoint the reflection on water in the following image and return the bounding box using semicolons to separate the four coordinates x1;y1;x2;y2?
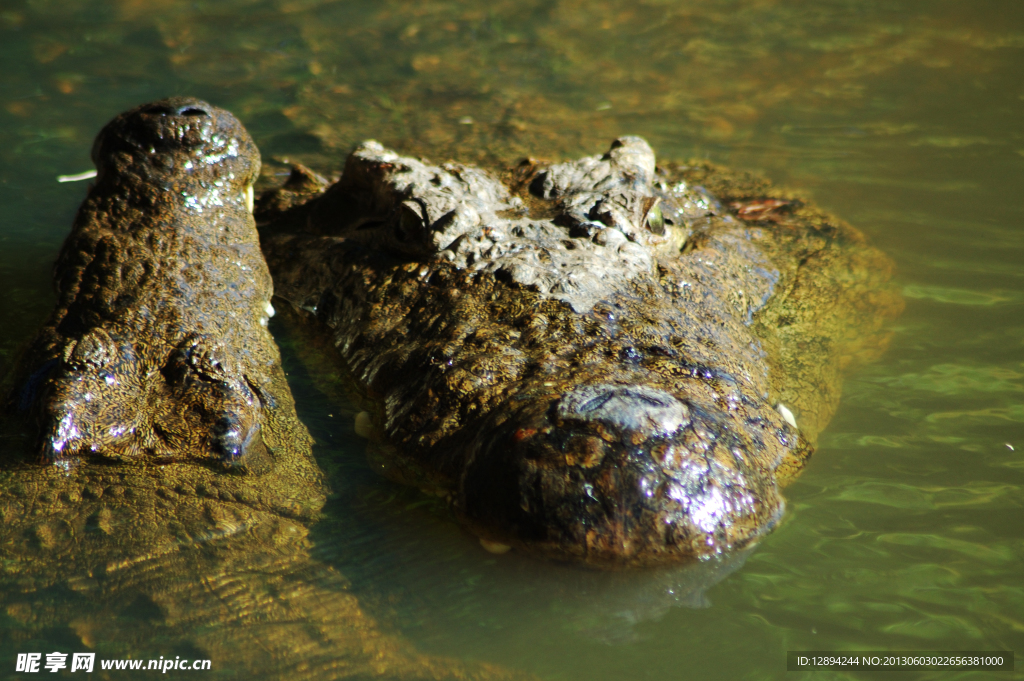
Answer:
2;0;1023;679
339;530;754;647
312;471;754;646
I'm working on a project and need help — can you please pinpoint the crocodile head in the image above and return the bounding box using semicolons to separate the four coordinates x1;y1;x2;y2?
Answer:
11;98;281;470
255;132;874;567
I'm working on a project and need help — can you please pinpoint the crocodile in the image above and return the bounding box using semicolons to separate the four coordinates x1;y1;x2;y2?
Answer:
0;98;529;681
258;137;903;568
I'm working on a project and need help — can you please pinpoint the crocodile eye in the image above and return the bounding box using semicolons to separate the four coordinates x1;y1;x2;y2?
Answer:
645;202;665;235
397;201;427;241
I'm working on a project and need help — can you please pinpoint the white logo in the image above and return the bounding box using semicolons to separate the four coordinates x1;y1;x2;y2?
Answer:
16;652;95;673
71;653;96;672
16;653;41;673
44;652;68;673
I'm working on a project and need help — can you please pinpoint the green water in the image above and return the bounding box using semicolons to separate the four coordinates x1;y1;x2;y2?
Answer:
2;0;1022;679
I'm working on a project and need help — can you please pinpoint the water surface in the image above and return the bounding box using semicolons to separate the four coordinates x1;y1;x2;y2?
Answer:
1;1;1022;679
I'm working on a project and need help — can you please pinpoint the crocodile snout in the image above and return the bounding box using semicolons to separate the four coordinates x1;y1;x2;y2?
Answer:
458;380;785;567
16;98;273;470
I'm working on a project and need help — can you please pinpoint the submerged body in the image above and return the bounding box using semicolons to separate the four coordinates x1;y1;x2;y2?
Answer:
260;138;902;567
0;99;529;681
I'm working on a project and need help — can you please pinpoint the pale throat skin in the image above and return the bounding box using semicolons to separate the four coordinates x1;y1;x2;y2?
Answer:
10;97;278;468
259;135;901;567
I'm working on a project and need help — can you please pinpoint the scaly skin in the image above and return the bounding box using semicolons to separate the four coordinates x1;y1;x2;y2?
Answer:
259;139;903;568
0;99;533;681
11;98;275;467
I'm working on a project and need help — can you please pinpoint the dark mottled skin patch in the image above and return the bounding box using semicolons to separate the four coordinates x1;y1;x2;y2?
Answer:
259;139;903;567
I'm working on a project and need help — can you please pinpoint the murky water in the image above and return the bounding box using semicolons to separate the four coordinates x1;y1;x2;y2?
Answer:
2;0;1022;679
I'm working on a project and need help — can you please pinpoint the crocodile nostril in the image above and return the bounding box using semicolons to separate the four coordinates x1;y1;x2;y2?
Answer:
140;103;210;117
554;384;690;440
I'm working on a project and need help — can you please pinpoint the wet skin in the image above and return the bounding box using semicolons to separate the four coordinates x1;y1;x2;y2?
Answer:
259;139;902;567
3;98;900;570
11;97;276;467
0;99;530;681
